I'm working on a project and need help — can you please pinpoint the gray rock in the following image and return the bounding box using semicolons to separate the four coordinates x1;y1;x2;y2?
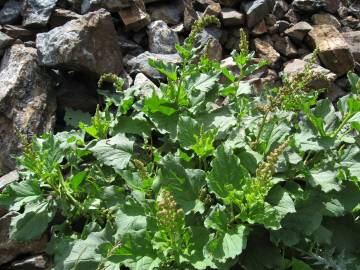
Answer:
312;13;341;29
0;170;18;190
272;0;289;19
148;0;183;25
273;35;297;57
243;0;274;28
308;24;355;76
285;21;313;42
220;8;245;26
0;45;56;173
254;38;280;64
0;212;48;265
322;0;341;14
147;20;179;54
293;0;326;13
0;0;22;25
125;51;181;80
81;0;161;14
22;0;58;27
342;31;360;63
36;9;123;76
49;8;82;28
9;254;50;269
133;72;160;97
2;25;34;41
283;58;336;89
0;31;14;56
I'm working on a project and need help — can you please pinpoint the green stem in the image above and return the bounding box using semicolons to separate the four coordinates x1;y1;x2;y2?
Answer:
256;111;269;143
331;113;353;138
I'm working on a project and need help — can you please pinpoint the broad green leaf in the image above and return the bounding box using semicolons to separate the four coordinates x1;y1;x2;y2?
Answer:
186;73;218;93
309;170;341;193
339;145;360;179
70;171;88;192
64;107;91;128
90;134;134;171
177;116;200;149
291;258;313;270
208;146;250;200
142;92;177;116
111;114;152;137
148;59;177;81
10;201;55;241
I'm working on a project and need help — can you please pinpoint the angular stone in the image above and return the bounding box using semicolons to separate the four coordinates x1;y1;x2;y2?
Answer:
342;31;360;63
203;3;221;17
2;25;34;41
184;0;199;31
243;0;274;28
9;254;50;270
220;8;245;26
49;8;82;28
0;0;22;25
0;212;48;265
0;31;14;52
124;51;181;80
285;21;313;42
148;0;184;25
196;27;222;60
312;13;341;29
273;35;297;57
118;4;151;31
147;20;179;54
272;0;289;19
322;0;341;14
36;9;123;76
293;0;326;13
251;20;267;35
284;8;300;23
0;170;18;190
254;38;280;64
308;25;355;76
283;58;336;89
81;0;161;13
22;0;58;27
0;44;56;172
219;0;240;7
133;73;159;97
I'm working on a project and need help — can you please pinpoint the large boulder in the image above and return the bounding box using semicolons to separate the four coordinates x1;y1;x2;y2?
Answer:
308;25;355;76
22;0;58;27
36;9;123;76
147;20;179;54
0;44;56;173
0;212;48;265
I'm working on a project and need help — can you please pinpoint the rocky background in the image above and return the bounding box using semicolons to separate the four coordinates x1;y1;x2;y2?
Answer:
0;0;359;268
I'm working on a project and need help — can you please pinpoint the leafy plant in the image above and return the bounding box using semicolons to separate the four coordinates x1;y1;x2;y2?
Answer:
1;16;360;270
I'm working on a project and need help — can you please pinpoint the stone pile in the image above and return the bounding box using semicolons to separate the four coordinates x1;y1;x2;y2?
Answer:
0;0;360;268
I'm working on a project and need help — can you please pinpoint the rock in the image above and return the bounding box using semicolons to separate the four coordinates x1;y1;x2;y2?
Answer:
124;51;181;80
220;8;245;26
0;170;19;190
242;0;274;28
8;254;50;270
147;20;179;54
293;0;326;13
276;20;290;33
284;8;300;23
81;0;161;13
0;32;14;56
2;25;35;41
0;44;56;172
272;0;289;19
285;21;313;42
22;0;58;28
219;0;240;7
118;34;144;55
254;38;280;64
148;1;183;25
264;14;276;26
133;72;159;97
349;0;360;18
49;8;82;28
312;13;341;29
203;3;221;17
36;9;123;76
0;0;22;25
342;31;360;62
326;83;347;102
283;59;336;89
118;3;151;31
322;0;341;14
196;27;222;60
0;212;48;265
251;20;267;35
341;16;360;30
308;25;355;76
273;35;297;57
184;0;199;31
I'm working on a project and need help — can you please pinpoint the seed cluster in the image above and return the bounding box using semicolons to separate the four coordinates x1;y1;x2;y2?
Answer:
256;139;289;182
97;73;124;91
239;28;249;56
157;190;184;230
186;15;221;47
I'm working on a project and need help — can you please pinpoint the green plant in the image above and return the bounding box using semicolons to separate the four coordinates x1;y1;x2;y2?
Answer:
1;16;360;270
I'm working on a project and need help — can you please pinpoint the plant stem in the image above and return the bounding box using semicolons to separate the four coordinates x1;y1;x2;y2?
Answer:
331;113;353;138
256;111;269;144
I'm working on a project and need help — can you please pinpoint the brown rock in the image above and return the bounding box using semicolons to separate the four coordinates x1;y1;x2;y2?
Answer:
2;25;34;41
119;4;151;31
0;170;19;190
284;8;300;23
148;0;184;25
251;20;267;35
283;59;336;89
342;31;360;63
285;21;313;42
273;35;297;57
184;0;199;30
49;8;82;28
322;0;341;14
0;212;48;265
254;38;280;64
312;13;341;29
203;3;221;17
272;0;289;19
0;44;56;172
220;8;245;26
308;25;355;76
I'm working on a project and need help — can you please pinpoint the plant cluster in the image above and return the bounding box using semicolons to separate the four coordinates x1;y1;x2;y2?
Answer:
1;16;360;270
